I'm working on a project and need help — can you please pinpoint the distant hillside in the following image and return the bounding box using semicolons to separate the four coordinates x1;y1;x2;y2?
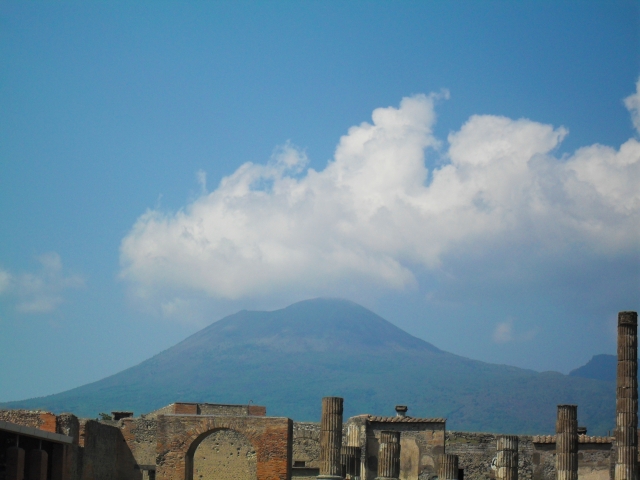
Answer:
2;298;615;434
569;354;616;382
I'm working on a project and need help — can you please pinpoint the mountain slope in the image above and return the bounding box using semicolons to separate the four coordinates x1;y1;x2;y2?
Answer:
2;298;615;434
569;354;616;382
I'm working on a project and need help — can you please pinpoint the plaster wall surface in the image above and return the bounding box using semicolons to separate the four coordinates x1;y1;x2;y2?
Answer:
364;420;445;480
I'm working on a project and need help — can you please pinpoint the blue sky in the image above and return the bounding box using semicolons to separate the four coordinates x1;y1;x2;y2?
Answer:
0;1;638;402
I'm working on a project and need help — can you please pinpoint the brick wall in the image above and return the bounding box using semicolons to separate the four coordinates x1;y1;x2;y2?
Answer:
156;414;292;480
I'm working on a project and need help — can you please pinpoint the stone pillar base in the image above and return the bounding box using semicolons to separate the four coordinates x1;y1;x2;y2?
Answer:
375;477;399;480
318;476;343;480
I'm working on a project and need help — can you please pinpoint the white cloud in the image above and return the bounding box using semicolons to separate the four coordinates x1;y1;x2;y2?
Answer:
0;253;85;314
493;320;514;343
492;318;538;344
119;87;640;311
0;270;11;294
624;79;640;134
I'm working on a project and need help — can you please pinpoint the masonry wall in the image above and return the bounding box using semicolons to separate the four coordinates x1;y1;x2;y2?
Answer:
291;418;446;480
120;417;159;468
0;409;57;432
445;432;614;480
193;428;258;480
80;419;142;480
147;403;267;417
364;421;445;480
0;409;83;480
156;414;292;480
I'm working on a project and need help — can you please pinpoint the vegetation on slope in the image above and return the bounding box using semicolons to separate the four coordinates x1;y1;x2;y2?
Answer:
2;298;615;434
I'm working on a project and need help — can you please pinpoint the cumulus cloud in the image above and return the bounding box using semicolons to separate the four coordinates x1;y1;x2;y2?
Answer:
0;253;85;314
119;87;640;311
624;79;640;134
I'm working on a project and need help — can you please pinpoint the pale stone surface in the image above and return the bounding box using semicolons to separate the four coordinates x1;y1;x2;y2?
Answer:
193;429;257;480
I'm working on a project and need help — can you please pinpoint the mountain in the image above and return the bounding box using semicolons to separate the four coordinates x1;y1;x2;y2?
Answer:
569;354;617;382
2;298;615;434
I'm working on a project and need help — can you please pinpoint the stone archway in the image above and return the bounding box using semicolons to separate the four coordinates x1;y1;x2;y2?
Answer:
155;414;292;480
189;428;257;480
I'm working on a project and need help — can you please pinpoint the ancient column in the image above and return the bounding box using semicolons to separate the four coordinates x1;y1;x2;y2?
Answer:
319;397;344;480
6;446;25;480
376;431;400;480
438;454;459;480
496;435;518;480
556;404;578;480
341;446;362;480
616;311;638;480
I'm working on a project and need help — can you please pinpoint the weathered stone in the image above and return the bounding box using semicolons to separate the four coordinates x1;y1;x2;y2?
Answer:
155;412;291;480
556;405;578;480
615;311;638;480
497;435;518;480
319;397;344;480
438;454;459;480
342;445;362;479
376;431;400;480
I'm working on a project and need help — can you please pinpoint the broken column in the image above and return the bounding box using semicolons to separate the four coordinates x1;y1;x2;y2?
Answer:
496;435;518;480
319;396;344;480
6;446;25;480
556;404;578;480
438;454;459;480
341;446;362;480
376;431;400;480
616;311;638;480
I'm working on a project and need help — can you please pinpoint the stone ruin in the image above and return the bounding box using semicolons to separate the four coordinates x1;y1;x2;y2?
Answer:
0;311;636;480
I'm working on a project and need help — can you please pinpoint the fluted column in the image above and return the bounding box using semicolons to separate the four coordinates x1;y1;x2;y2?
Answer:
616;311;638;480
376;431;400;480
341;446;362;479
496;435;518;480
556;405;578;480
438;454;459;480
319;397;344;479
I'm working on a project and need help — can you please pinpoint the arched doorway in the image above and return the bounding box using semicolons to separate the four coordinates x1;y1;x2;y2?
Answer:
187;428;257;480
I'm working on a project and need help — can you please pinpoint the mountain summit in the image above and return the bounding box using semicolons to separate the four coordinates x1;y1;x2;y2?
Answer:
2;298;614;434
177;298;440;354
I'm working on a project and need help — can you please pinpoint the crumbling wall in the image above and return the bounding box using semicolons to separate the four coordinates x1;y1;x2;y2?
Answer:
80;419;142;480
0;409;57;432
193;428;257;480
156;414;292;480
445;432;614;480
146;402;267;417
446;431;532;480
120;417;158;467
292;422;321;469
